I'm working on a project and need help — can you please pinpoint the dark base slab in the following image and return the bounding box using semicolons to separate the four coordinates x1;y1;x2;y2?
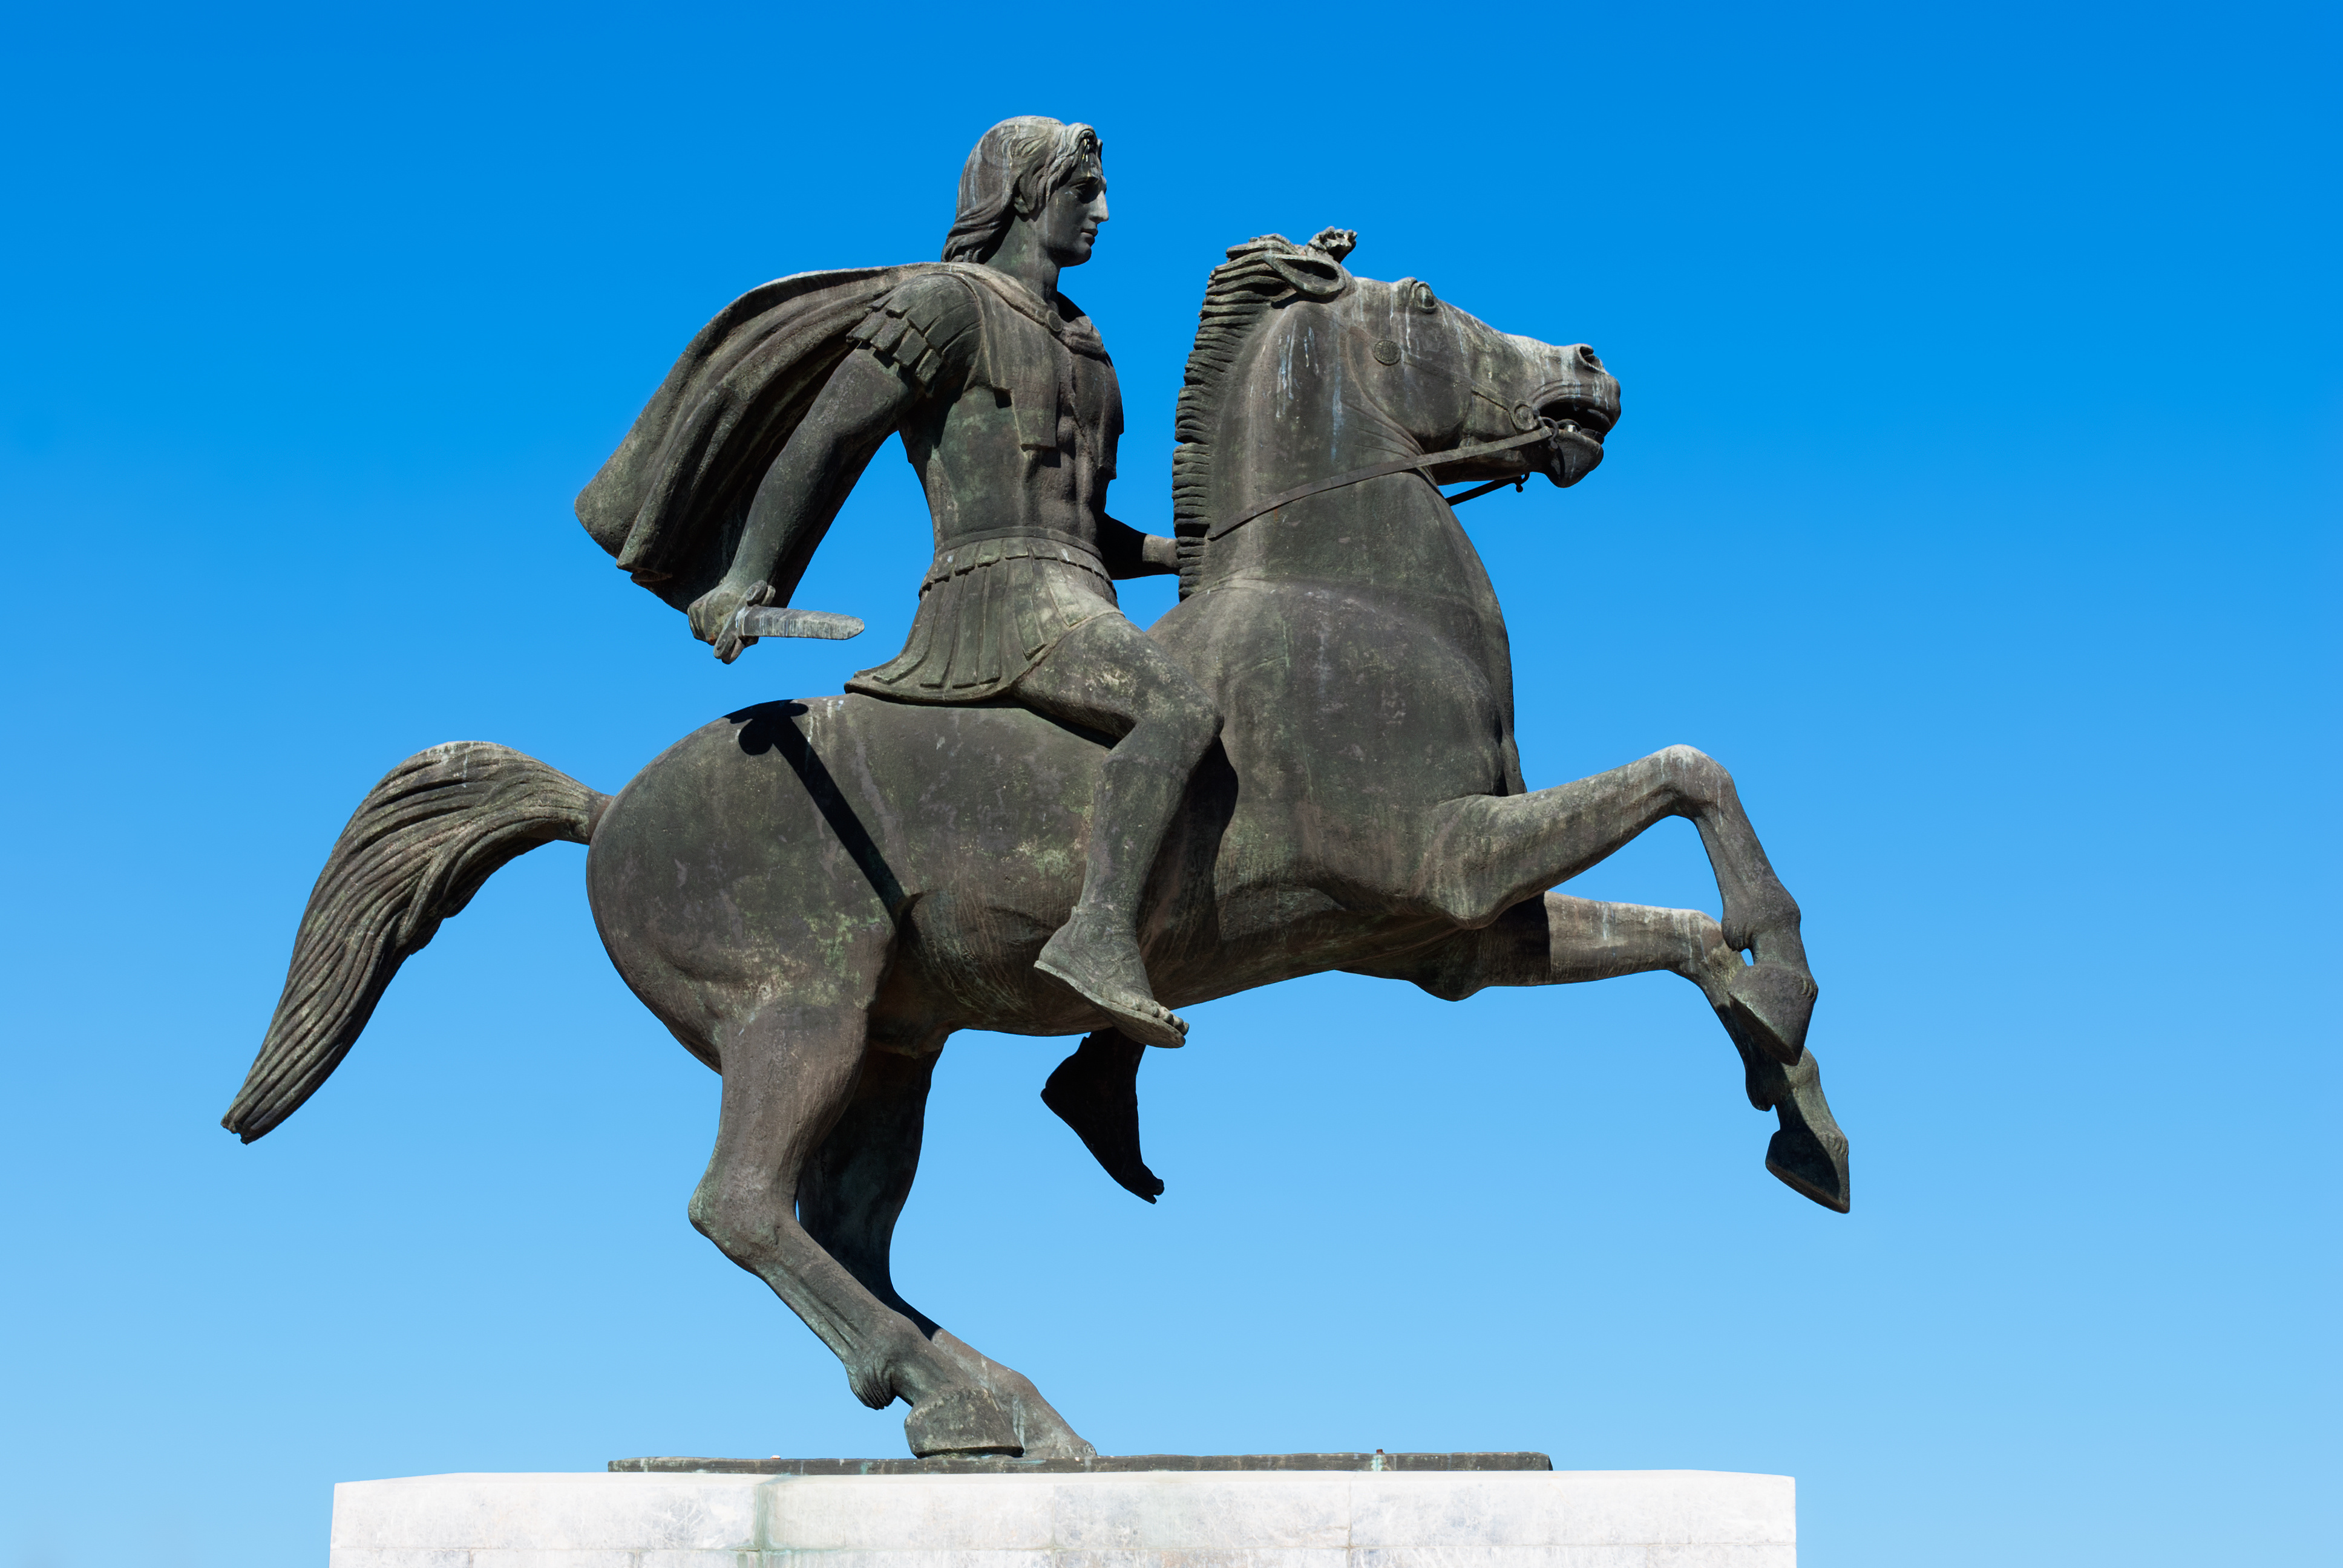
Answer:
609;1452;1552;1477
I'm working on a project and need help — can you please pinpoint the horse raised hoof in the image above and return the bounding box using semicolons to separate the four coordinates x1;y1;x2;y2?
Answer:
1719;961;1817;1066
1036;920;1188;1050
1750;1050;1851;1214
903;1384;1023;1459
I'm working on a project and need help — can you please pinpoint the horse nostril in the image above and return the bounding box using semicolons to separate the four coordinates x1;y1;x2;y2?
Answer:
1575;345;1604;371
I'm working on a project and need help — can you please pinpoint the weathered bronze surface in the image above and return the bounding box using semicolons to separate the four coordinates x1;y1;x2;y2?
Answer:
224;116;1849;1463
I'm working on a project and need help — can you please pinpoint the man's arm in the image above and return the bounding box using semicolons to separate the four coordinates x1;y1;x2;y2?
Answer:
1096;515;1179;580
688;348;917;659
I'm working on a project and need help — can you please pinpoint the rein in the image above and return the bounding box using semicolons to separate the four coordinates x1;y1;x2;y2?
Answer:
1202;422;1565;541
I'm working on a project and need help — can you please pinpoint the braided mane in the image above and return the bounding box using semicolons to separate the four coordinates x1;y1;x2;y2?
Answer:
1170;230;1354;595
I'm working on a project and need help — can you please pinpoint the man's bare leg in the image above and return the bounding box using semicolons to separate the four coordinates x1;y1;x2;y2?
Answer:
1014;614;1221;1048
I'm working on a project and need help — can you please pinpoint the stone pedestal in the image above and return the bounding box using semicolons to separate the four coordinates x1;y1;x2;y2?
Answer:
328;1467;1795;1567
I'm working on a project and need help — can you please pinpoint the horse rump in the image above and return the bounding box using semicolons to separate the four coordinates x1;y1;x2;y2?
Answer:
221;742;609;1143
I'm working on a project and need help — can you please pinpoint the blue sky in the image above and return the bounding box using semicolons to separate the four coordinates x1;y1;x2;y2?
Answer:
1;4;2335;1566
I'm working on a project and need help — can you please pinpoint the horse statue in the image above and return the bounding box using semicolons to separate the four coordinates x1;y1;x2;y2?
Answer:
223;231;1849;1462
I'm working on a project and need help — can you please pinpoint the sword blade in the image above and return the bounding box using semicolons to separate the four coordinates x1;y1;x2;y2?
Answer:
734;607;865;641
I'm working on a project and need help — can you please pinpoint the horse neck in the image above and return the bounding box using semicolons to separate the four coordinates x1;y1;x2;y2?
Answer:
1198;309;1489;606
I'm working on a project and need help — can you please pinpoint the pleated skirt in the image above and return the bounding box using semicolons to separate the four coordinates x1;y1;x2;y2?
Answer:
847;536;1119;704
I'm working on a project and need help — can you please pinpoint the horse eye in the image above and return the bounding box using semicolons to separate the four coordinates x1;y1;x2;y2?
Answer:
1412;281;1438;311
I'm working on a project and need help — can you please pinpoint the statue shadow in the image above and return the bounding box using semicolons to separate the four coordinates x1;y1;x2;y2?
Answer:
724;696;1237;948
729;702;907;912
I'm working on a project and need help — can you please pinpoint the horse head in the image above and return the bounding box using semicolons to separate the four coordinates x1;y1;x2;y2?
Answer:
1171;230;1620;600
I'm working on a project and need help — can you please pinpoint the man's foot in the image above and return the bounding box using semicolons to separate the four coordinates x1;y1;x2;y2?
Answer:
1035;912;1187;1049
1041;1030;1165;1201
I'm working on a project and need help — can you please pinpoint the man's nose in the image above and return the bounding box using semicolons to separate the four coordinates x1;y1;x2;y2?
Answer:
1093;196;1110;223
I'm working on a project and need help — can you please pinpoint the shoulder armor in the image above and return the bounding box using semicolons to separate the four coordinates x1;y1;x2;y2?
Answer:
848;272;981;395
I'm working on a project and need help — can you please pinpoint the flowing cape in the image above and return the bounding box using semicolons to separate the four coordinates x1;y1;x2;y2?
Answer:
577;263;1113;615
575;265;916;612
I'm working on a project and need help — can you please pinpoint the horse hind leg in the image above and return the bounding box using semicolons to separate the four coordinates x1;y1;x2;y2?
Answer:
687;976;1025;1458
799;1034;1098;1459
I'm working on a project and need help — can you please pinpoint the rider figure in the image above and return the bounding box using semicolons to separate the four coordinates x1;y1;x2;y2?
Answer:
684;117;1217;1050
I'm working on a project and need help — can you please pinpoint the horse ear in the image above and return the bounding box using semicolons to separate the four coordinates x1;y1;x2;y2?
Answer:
1222;230;1350;298
1306;227;1357;263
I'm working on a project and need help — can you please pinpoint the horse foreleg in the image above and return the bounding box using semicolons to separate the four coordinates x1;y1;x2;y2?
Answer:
688;1003;1024;1458
1354;893;1850;1212
1355;892;1708;998
799;1036;1097;1459
1414;746;1817;1063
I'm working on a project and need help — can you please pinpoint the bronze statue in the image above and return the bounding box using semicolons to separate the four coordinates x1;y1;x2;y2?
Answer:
225;117;1849;1463
623;118;1209;1050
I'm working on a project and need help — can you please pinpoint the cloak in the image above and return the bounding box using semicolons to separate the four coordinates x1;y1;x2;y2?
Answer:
577;263;1112;615
576;265;912;613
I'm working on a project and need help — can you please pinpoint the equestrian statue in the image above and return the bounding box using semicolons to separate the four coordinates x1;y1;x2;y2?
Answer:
223;116;1850;1462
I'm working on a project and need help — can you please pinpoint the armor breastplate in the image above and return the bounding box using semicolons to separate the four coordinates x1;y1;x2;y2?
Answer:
900;292;1122;556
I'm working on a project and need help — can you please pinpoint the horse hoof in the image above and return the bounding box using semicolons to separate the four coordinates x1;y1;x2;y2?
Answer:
928;1331;1098;1461
1768;1124;1852;1214
1720;961;1817;1065
1754;1051;1851;1214
904;1385;1022;1459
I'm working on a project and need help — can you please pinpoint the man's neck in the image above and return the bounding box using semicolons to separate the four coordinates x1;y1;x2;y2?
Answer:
981;225;1060;305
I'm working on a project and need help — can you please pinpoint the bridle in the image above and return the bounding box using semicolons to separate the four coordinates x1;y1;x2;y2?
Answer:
1202;322;1604;541
1202;420;1584;541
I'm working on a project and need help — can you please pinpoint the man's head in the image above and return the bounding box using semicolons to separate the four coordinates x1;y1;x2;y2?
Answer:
942;117;1107;266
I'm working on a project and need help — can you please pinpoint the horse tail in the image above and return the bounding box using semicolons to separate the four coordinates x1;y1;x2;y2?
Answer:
221;742;611;1143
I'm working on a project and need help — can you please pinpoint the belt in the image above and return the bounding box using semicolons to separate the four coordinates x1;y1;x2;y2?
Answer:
927;527;1108;584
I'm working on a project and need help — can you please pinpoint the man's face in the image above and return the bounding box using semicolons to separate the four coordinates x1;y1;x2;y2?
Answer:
1035;171;1109;267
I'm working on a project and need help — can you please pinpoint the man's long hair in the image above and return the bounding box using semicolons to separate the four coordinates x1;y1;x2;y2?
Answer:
942;117;1105;264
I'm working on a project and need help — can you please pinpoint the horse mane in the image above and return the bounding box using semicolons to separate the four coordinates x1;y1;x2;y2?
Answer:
1170;229;1355;594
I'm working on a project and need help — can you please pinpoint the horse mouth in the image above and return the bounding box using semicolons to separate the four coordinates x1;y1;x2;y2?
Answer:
1536;397;1614;443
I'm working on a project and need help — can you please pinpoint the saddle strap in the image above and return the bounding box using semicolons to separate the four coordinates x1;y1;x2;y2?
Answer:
1202;424;1559;542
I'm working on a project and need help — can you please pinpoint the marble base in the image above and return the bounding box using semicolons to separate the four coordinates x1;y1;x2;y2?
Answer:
329;1467;1794;1568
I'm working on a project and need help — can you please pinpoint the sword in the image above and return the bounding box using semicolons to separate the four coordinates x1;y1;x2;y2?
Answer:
730;606;865;641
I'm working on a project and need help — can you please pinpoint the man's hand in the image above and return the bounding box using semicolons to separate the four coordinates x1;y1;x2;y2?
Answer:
1098;515;1180;580
688;578;778;663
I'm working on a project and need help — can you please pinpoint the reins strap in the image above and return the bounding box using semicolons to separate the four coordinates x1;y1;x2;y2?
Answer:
1203;425;1558;541
1440;474;1522;507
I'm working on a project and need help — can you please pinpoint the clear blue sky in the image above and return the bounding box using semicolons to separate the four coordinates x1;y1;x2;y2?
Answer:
2;4;2334;1566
